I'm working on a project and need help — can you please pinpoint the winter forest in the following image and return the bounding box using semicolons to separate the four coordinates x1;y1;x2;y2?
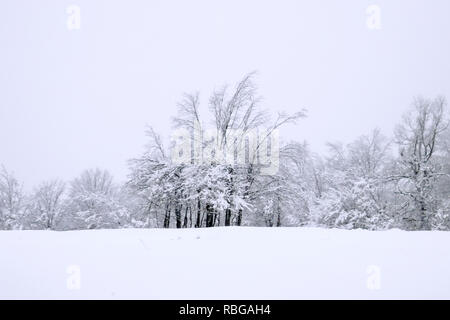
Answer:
1;73;449;232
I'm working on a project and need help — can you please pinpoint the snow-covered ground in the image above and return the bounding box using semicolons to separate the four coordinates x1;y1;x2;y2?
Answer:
0;227;449;299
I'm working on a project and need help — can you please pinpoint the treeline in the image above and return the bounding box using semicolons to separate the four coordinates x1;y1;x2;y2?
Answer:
1;74;449;231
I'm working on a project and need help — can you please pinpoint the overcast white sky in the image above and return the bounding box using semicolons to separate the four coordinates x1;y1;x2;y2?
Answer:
1;0;449;187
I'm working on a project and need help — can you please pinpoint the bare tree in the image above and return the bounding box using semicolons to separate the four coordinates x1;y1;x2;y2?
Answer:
63;169;127;229
0;166;24;229
347;128;391;178
393;96;449;229
30;180;65;229
311;130;393;230
70;168;115;201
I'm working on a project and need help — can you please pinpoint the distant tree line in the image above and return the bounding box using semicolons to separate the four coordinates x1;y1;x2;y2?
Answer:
1;74;449;231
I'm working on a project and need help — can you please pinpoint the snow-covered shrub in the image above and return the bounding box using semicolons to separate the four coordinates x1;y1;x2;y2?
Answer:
0;167;25;230
56;169;131;230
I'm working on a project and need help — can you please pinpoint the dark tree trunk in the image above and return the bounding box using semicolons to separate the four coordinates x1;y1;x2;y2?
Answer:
195;199;201;228
419;200;429;230
205;203;215;227
236;209;242;226
225;166;233;227
183;206;189;228
175;204;182;229
163;203;171;228
225;208;231;226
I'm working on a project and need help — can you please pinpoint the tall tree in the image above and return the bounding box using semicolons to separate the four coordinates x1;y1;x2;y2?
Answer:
129;73;305;227
392;97;449;230
29;180;65;229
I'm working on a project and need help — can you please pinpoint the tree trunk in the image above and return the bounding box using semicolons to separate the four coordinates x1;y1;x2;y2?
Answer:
276;211;281;227
276;200;282;227
183;206;189;228
419;200;429;230
205;203;214;227
163;204;171;228
225;208;231;226
175;204;182;229
236;209;242;226
225;166;233;227
195;199;201;228
214;209;219;226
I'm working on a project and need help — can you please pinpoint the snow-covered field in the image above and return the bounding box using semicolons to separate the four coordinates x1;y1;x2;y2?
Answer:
0;227;449;299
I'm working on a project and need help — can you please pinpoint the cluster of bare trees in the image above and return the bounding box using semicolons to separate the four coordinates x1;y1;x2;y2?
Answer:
1;75;449;231
126;75;450;230
309;97;450;230
0;168;142;230
128;73;306;228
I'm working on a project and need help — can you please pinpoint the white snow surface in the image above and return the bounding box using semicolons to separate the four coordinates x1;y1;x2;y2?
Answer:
0;227;449;299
